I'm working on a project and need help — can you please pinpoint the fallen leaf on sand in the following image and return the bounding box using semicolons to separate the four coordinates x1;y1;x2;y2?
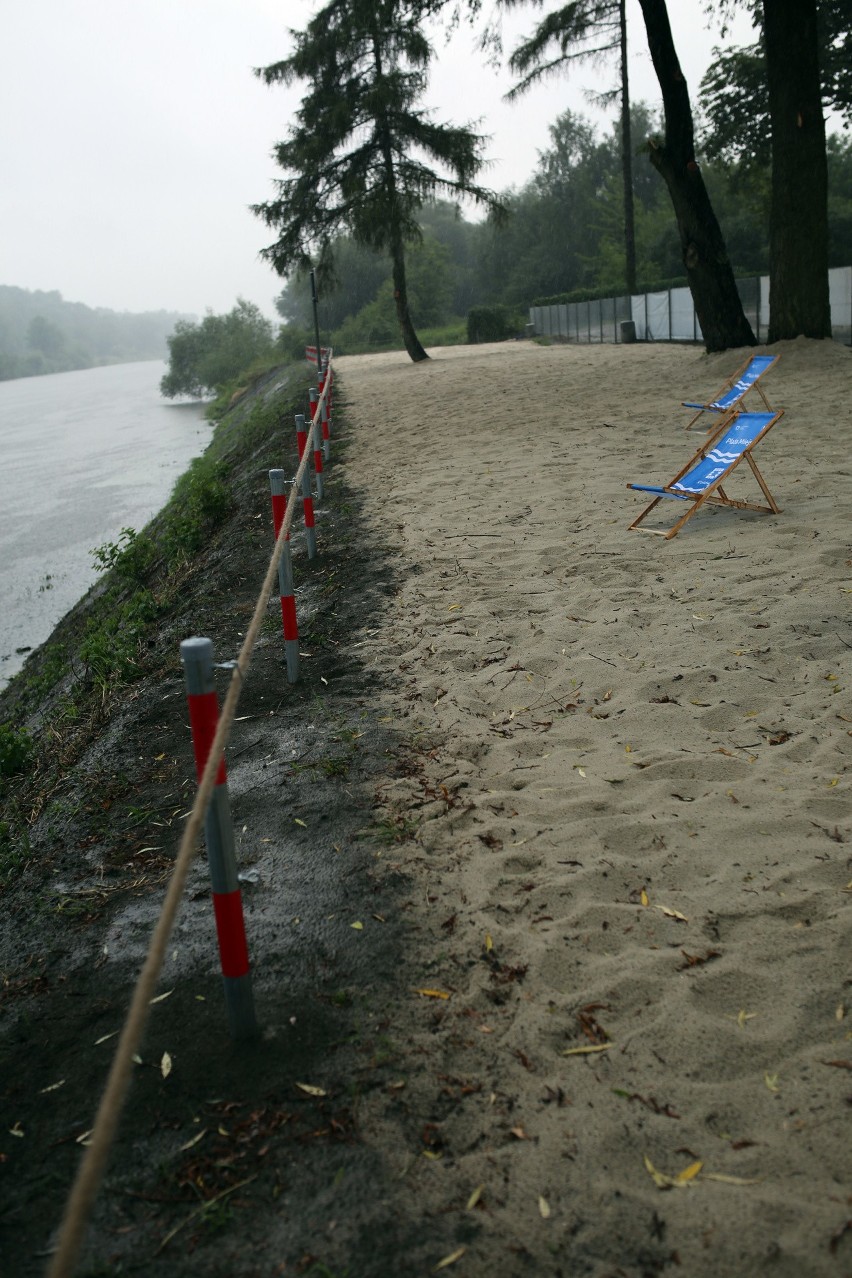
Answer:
415;988;451;1000
466;1185;484;1211
644;1155;702;1189
433;1247;466;1270
658;905;689;922
538;1195;551;1218
562;1043;613;1057
703;1172;763;1185
764;1073;780;1092
161;1052;172;1079
295;1083;327;1097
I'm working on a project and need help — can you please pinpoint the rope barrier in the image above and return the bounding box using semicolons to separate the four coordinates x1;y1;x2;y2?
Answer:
45;362;333;1278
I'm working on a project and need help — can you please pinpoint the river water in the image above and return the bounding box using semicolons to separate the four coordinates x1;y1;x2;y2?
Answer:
0;361;210;690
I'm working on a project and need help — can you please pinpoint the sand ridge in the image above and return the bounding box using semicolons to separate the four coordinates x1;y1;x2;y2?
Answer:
333;338;851;1276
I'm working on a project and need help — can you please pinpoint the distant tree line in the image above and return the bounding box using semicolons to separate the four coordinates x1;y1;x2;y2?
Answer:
255;0;850;354
272;103;852;355
0;286;193;382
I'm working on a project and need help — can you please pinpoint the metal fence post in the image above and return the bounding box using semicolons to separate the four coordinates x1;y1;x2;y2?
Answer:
180;637;258;1039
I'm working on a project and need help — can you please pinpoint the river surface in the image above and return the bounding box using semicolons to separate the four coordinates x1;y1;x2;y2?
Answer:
0;361;210;690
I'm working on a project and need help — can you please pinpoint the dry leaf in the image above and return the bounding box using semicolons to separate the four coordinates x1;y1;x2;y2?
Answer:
703;1172;763;1185
150;989;174;1005
562;1043;613;1057
736;1009;756;1029
295;1082;327;1097
676;1160;703;1184
9;1122;24;1138
485;933;493;952
658;905;689;922
764;1073;780;1092
38;1080;65;1094
640;888;649;907
179;1129;207;1152
415;988;451;1000
351;921;364;930
433;1248;466;1272
510;1125;529;1140
161;1052;172;1079
644;1155;701;1190
467;1185;484;1211
294;817;308;827
538;1195;551;1218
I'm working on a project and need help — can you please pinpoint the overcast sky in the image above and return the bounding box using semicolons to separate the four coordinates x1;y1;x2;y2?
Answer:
1;0;760;320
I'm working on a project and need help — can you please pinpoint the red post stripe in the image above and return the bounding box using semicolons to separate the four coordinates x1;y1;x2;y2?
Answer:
212;891;250;978
271;492;287;539
187;692;227;785
313;443;323;473
297;428;308;459
281;594;298;640
303;496;315;529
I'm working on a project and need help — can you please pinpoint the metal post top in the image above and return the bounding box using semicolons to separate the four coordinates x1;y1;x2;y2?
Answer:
295;412;305;425
269;468;286;494
180;636;213;663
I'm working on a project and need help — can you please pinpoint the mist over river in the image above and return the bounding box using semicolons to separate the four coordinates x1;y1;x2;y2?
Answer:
0;361;210;690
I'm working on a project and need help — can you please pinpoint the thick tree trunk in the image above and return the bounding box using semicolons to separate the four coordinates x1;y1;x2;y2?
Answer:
764;0;831;341
637;0;755;352
390;237;429;363
619;0;637;296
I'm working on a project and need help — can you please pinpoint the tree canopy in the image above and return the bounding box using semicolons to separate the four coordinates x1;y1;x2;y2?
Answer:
252;0;504;360
159;300;275;400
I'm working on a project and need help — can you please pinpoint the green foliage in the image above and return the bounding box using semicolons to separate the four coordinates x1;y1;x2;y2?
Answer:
0;285;189;382
0;723;34;780
466;304;524;342
161;455;232;562
78;590;160;689
253;0;504;359
160;299;275;400
90;527;155;583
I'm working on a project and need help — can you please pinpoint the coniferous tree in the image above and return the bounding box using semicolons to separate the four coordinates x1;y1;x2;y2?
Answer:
253;0;504;362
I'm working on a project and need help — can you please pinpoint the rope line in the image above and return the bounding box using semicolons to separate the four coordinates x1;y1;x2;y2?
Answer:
46;367;333;1278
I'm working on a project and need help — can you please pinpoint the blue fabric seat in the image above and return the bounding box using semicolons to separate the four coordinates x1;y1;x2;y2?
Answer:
683;353;778;431
627;410;784;539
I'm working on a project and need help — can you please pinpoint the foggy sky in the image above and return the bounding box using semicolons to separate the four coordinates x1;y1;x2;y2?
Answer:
1;0;759;320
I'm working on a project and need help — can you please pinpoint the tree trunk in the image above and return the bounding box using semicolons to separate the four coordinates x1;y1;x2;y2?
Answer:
637;0;755;352
390;236;429;363
764;0;831;341
619;0;637;296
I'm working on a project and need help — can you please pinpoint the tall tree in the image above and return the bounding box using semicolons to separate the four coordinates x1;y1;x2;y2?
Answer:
764;0;831;340
635;0;755;350
704;0;842;340
500;0;638;293
253;0;503;362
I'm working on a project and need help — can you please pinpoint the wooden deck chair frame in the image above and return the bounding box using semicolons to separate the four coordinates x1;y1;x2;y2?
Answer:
683;352;779;431
627;409;784;540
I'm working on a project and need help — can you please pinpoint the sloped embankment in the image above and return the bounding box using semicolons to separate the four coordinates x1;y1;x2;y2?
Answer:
0;362;438;1277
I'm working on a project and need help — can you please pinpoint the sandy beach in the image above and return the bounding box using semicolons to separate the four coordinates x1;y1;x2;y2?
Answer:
331;336;852;1276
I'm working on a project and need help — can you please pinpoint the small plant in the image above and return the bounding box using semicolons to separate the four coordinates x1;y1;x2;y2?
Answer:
0;723;34;779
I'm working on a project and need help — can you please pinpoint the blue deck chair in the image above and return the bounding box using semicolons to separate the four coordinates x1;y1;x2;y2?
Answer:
627;409;784;539
683;352;779;431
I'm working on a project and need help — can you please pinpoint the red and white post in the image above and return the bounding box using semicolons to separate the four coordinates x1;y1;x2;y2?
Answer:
269;469;299;683
180;637;258;1039
295;412;317;559
318;365;332;460
308;388;324;501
